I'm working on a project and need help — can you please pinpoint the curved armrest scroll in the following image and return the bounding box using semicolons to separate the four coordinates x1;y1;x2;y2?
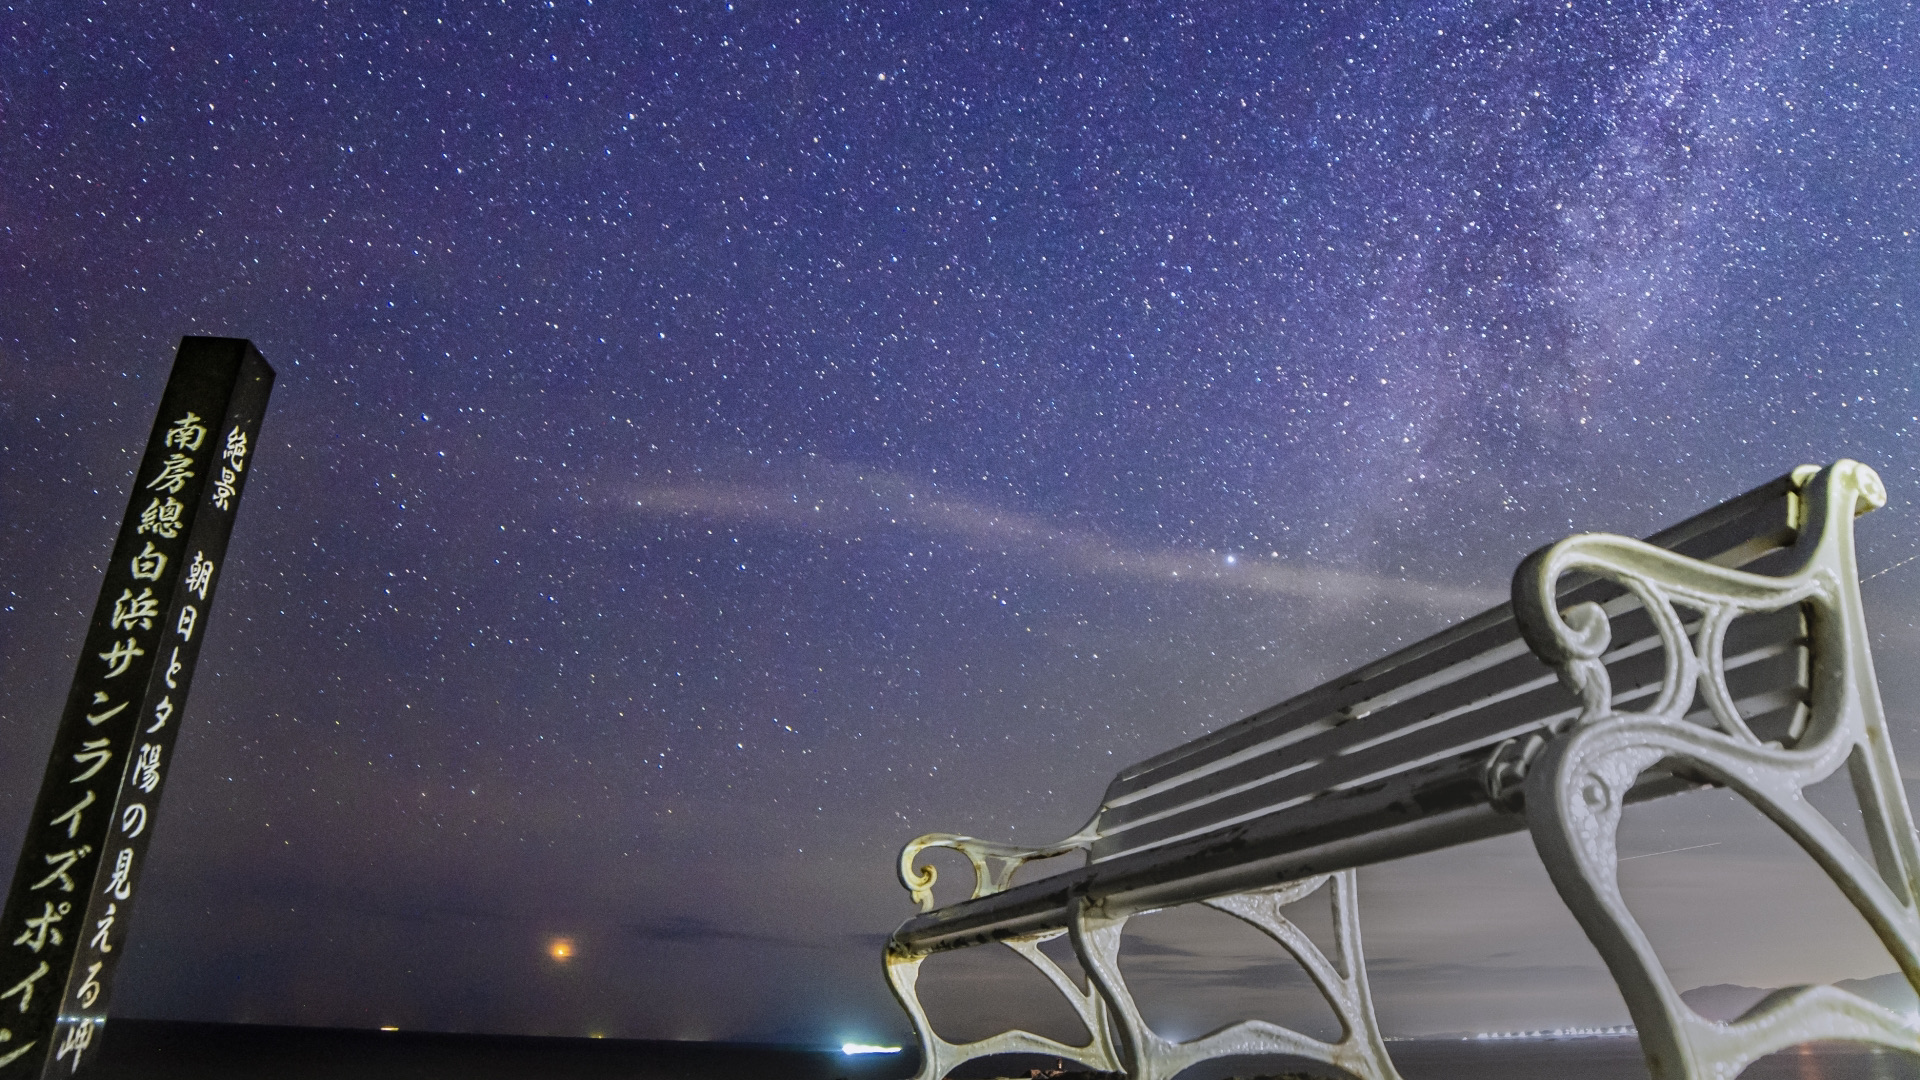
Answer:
898;827;1097;913
1510;460;1882;742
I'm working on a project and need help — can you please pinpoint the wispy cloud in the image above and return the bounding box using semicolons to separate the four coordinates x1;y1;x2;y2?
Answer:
627;470;1503;614
620;914;834;951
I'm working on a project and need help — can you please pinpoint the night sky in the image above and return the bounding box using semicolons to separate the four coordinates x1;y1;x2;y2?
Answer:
3;0;1919;1052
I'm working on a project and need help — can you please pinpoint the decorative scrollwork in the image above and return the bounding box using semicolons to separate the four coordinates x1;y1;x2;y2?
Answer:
899;824;1098;913
885;926;1120;1080
1072;871;1402;1080
1513;460;1920;1080
888;857;1399;1080
1511;461;1886;751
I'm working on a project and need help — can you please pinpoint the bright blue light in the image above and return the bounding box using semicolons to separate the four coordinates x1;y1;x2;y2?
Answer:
842;1042;902;1055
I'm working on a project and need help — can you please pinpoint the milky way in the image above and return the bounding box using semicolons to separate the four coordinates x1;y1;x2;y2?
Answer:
2;0;1917;1046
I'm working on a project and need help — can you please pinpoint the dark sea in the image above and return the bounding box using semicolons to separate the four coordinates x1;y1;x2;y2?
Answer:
76;1022;1920;1079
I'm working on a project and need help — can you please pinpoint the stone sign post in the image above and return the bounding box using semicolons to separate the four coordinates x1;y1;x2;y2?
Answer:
0;338;274;1076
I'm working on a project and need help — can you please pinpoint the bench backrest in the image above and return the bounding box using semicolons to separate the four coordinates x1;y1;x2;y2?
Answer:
1086;472;1812;864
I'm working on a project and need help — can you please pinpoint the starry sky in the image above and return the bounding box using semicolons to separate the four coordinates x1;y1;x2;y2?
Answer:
2;0;1919;1051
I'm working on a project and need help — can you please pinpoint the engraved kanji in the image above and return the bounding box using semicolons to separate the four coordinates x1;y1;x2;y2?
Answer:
85;691;127;726
146;453;195;496
164;411;207;451
12;901;71;954
110;587;161;632
30;846;91;893
136;496;184;538
54;1017;94;1069
176;604;198;642
222;425;248;469
129;541;169;582
147;695;173;734
71;739;112;783
185;551;215;601
98;637;145;678
88;905;115;954
49;790;95;839
0;962;48;1013
104;848;134;901
132;743;163;794
212;467;238;510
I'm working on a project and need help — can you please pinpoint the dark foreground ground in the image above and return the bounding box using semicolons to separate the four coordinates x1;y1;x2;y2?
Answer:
79;1022;1920;1080
86;1021;915;1080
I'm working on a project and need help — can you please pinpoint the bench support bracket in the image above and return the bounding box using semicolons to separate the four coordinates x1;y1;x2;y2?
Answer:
886;870;1401;1080
1075;870;1403;1080
1517;460;1920;1080
886;927;1123;1080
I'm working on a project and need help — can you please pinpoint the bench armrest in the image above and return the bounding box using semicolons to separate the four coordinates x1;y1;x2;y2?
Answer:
898;826;1098;913
1512;459;1882;749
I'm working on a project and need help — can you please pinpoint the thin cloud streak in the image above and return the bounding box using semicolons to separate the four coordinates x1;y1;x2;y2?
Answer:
627;473;1504;614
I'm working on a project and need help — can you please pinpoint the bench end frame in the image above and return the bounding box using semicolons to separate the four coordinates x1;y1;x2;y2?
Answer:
1516;460;1920;1080
882;459;1913;1080
886;864;1402;1080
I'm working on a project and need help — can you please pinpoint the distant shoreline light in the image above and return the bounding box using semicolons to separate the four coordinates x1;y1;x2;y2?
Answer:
1469;1025;1636;1041
842;1042;903;1055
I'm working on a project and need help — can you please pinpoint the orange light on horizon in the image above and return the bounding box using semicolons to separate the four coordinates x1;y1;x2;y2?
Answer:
549;938;575;962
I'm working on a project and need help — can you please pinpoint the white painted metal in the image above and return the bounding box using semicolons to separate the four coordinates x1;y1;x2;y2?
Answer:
1514;460;1920;1080
887;829;1121;1078
887;859;1399;1080
1076;871;1401;1080
887;460;1915;1080
885;925;1123;1080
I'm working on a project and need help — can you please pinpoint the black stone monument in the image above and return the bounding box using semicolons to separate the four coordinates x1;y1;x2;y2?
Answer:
0;338;274;1077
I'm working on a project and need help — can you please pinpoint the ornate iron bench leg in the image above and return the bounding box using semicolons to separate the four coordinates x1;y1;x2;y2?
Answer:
1070;870;1403;1080
1515;462;1920;1080
1527;722;1920;1080
886;929;1122;1080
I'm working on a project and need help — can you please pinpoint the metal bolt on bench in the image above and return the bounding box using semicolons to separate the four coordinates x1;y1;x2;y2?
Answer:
881;460;1920;1080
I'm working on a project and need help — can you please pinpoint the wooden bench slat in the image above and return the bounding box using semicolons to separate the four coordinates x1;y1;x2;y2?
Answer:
1100;483;1798;809
1097;606;1800;848
1096;675;1575;859
896;750;1527;952
1109;606;1531;794
1107;478;1796;799
1093;605;1807;860
895;471;1814;955
1096;649;1569;830
898;743;1712;953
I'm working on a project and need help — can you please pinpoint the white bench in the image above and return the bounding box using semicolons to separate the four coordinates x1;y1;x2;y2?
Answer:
884;460;1920;1080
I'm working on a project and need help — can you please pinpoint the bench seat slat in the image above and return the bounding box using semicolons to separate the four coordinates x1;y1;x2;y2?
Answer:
1096;674;1577;859
1093;606;1806;860
1096;651;1572;832
1100;605;1803;839
894;472;1812;954
898;748;1704;954
1108;480;1795;799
